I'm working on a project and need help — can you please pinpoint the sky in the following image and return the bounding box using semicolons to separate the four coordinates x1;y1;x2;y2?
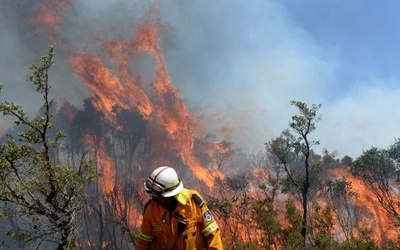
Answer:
1;0;400;159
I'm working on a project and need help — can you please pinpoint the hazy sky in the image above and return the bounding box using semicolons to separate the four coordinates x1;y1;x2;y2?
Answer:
1;0;400;158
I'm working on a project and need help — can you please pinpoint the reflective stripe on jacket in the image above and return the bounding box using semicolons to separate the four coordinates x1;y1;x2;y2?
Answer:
137;188;223;250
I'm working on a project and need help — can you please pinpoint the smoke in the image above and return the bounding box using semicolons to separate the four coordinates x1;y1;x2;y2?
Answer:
1;0;399;158
2;0;282;153
0;0;336;155
0;0;86;118
158;1;333;152
0;1;41;115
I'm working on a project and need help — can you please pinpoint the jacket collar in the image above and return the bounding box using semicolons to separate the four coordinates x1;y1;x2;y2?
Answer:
174;188;190;205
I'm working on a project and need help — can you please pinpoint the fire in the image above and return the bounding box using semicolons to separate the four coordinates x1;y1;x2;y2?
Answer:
69;52;153;123
134;21;225;186
14;1;400;248
69;16;224;188
28;0;222;240
28;0;73;41
134;24;160;55
207;141;232;158
27;0;226;197
332;168;399;245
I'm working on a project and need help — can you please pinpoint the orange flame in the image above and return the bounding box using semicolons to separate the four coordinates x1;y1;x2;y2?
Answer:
69;17;224;188
30;0;227;231
332;168;399;245
69;52;153;123
29;0;73;42
137;23;225;186
25;2;400;246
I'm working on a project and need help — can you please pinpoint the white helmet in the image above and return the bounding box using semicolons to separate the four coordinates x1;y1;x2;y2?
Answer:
144;166;183;197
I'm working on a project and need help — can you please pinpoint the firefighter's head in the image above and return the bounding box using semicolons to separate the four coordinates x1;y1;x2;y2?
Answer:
144;166;183;198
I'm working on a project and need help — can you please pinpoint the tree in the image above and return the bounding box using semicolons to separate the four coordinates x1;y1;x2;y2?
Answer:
325;178;358;242
0;46;95;249
281;198;303;249
208;176;281;249
251;184;281;249
387;138;400;180
111;106;148;169
309;202;335;249
351;147;400;228
266;101;322;246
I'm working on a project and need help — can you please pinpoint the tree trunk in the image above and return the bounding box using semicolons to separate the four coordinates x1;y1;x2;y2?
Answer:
301;158;310;246
57;226;75;250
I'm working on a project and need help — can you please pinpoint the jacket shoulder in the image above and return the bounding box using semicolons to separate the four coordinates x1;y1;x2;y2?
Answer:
190;190;205;208
143;198;152;213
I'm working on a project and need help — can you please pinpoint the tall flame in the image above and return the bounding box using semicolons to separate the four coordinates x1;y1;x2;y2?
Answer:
69;16;224;188
70;53;153;122
27;1;227;234
13;0;400;247
332;168;399;245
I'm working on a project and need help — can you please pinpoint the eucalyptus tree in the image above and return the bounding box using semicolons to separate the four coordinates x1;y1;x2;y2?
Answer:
351;145;400;229
0;46;95;249
266;101;322;246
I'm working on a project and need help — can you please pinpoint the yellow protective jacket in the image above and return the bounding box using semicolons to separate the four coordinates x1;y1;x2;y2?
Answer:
137;188;223;250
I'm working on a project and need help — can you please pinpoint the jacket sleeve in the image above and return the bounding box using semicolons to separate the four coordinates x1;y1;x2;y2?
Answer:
203;226;223;250
194;192;224;250
137;201;154;250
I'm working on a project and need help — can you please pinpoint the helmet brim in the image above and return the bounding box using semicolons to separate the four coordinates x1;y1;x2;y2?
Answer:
161;181;183;197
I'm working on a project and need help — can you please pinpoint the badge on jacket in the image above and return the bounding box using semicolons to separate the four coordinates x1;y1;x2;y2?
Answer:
203;210;213;222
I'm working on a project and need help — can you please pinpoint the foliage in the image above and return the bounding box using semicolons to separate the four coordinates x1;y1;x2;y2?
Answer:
281;198;303;250
351;147;396;187
224;174;249;192
288;101;322;155
340;155;353;167
266;101;322;246
208;175;282;249
251;199;280;248
325;177;358;241
335;228;380;250
309;202;335;249
351;147;400;224
2;49;397;250
0;46;96;249
387;138;400;179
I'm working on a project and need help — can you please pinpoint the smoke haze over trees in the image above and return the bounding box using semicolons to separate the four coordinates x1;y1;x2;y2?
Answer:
0;1;399;249
2;0;400;158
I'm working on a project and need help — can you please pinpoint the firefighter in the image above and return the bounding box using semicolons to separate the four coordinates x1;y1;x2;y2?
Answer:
137;166;223;250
